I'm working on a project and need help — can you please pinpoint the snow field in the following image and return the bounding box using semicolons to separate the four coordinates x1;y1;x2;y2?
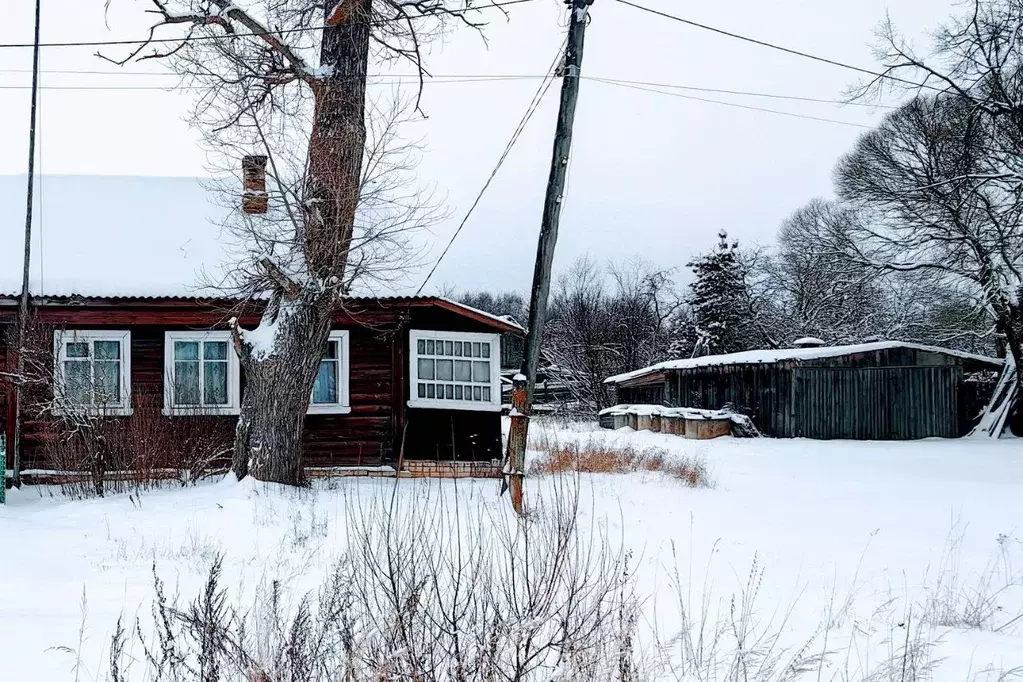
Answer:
0;419;1020;679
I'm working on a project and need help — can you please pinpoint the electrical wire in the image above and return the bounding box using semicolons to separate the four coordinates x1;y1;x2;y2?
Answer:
0;75;544;90
591;76;896;109
414;40;567;295
0;0;537;50
592;77;874;129
0;72;896;111
614;0;941;93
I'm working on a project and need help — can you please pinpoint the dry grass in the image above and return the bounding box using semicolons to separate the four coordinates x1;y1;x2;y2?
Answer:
529;440;712;488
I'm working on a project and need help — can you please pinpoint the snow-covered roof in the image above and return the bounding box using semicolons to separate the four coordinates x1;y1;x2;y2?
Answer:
0;176;237;298
0;176;524;333
604;341;1004;385
437;297;524;332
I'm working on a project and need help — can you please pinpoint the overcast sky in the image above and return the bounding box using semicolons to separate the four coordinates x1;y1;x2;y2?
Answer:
1;0;958;295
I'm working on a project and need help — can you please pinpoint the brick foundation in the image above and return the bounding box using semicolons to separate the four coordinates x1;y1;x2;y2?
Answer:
405;460;503;479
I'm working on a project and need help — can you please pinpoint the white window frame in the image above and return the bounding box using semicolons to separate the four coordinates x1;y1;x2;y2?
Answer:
408;329;502;412
307;330;351;415
53;329;133;416
163;331;241;416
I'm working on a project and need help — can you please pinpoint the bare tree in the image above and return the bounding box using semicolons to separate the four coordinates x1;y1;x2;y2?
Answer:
106;0;494;483
832;94;1023;376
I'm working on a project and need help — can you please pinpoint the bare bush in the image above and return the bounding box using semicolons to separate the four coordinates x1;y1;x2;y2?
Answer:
111;478;641;681
920;522;1023;632
529;439;712;488
42;397;232;500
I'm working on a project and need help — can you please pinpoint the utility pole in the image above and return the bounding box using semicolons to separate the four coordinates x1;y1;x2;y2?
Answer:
11;0;43;490
505;0;593;515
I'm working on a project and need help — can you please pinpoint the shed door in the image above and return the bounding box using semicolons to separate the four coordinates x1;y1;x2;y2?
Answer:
793;366;961;440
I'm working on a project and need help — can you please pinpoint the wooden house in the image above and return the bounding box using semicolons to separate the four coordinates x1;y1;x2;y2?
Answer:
0;178;522;480
604;341;1003;439
0;296;521;478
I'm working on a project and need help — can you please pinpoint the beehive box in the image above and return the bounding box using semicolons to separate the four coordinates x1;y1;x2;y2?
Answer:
684;417;731;440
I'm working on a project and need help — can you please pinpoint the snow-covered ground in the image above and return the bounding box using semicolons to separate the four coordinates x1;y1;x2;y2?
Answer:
1;420;1022;680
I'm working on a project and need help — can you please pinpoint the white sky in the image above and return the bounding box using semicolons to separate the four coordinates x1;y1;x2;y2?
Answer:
0;0;957;294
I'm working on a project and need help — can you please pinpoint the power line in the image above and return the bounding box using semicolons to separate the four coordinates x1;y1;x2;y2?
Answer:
0;75;544;90
614;0;940;93
593;78;873;129
592;76;897;109
415;40;566;295
0;72;897;111
0;0;537;50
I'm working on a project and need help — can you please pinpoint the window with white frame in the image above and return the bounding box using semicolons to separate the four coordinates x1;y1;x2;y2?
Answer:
308;330;351;414
53;330;132;415
409;330;501;410
164;331;240;415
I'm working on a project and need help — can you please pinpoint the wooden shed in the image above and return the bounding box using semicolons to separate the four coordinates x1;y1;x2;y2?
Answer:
604;342;1002;439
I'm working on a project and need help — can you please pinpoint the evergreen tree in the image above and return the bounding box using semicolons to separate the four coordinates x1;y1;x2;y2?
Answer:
684;231;757;356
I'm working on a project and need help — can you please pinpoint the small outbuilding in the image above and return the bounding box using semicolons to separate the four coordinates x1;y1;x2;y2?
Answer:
604;342;1003;439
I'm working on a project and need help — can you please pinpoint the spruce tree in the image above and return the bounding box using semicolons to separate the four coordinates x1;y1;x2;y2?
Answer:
684;230;755;356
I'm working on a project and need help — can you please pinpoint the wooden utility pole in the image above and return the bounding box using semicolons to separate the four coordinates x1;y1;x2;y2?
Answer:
11;0;43;490
505;0;593;515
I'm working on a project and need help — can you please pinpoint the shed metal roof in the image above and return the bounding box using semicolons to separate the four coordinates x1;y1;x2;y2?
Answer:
604;341;1003;385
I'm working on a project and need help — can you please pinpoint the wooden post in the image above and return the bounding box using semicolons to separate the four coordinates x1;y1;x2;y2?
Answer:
505;374;528;514
504;0;593;515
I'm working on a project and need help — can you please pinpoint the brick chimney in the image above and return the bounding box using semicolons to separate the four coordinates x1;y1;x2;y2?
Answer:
242;155;269;214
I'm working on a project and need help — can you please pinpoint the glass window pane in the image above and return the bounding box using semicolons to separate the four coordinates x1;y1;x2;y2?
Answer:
94;340;121;360
418;358;435;380
453;342;463;357
174;360;200;405
66;342;89;358
464;384;473;397
454;360;472;382
473;361;490;383
454;385;463;400
417;339;425;354
204;341;228;361
323;340;338;360
174;341;199;361
204;361;229;405
418;383;426;398
473;386;482;401
482;386;491;402
444;384;453;399
426;384;436;399
472;342;481;358
482;342;491;359
95;360;121;403
444;341;453;356
426;339;435;355
312;359;337;404
436;359;453;381
64;361;92;405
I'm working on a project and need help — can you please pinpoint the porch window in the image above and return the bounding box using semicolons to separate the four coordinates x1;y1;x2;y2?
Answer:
53;330;132;416
409;330;501;411
163;331;240;415
308;330;351;414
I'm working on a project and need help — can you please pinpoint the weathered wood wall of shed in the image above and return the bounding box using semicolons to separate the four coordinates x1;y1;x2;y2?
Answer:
617;384;667;405
648;346;991;439
666;365;795;437
793;366;961;439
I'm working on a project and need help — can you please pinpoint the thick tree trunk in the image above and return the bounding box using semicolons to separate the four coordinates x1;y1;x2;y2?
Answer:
231;2;372;484
232;293;334;484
